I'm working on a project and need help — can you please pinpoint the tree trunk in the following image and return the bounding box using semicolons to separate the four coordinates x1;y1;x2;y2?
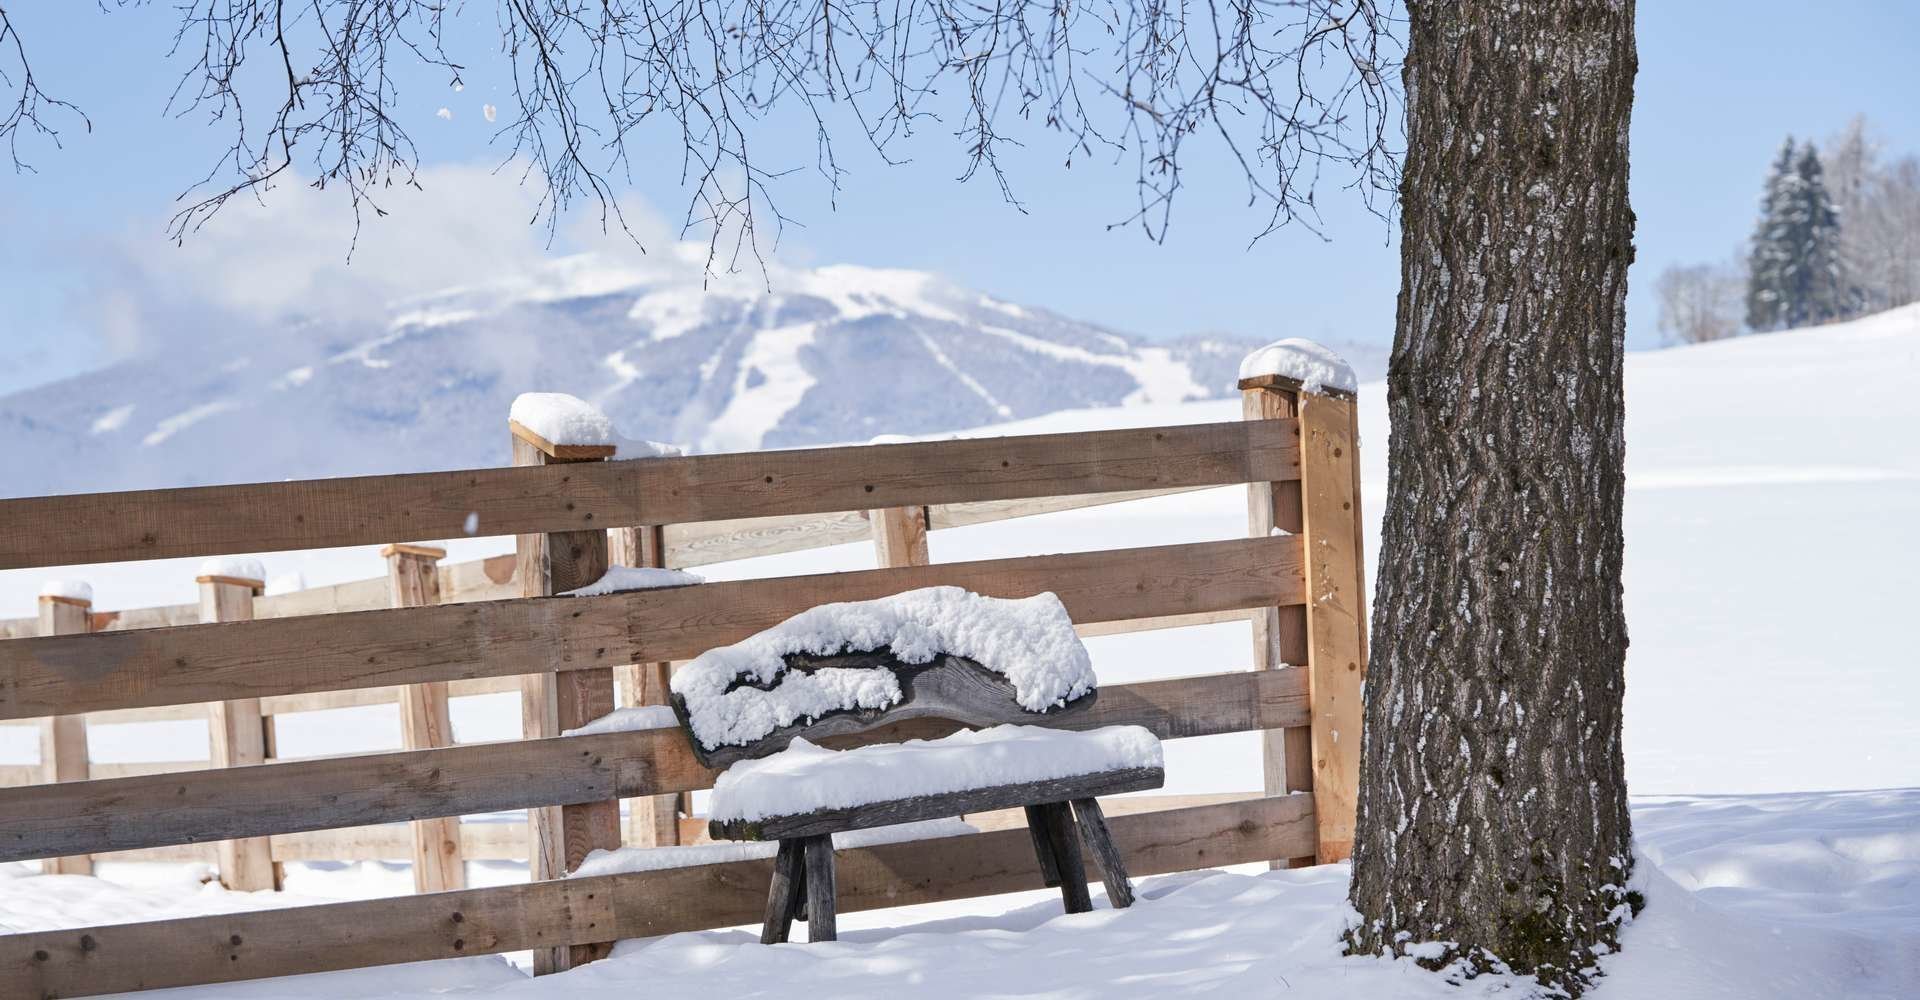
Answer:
1346;2;1639;995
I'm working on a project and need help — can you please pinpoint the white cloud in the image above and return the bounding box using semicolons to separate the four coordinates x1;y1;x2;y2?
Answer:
71;163;686;356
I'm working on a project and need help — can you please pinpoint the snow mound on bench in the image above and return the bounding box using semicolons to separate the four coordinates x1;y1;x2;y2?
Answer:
572;818;976;878
671;587;1096;752
709;724;1161;825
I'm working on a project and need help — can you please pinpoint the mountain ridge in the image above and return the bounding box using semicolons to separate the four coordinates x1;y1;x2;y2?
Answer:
0;257;1386;497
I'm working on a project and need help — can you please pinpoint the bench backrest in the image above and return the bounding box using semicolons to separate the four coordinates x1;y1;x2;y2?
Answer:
671;650;1098;769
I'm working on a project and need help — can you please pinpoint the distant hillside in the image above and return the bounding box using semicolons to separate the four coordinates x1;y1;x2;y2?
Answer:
0;257;1386;497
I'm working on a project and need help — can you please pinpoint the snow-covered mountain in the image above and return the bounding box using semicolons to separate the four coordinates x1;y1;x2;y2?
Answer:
0;257;1385;497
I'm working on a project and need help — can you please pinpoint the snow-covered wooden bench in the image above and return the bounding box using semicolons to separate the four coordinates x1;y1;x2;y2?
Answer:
669;587;1166;943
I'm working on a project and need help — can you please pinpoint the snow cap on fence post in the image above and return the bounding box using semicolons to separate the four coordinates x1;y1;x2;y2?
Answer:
1237;339;1358;397
509;391;684;461
195;556;267;593
37;579;94;608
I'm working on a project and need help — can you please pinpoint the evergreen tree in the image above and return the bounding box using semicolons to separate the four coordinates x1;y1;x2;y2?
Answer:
1747;139;1797;330
1748;138;1849;330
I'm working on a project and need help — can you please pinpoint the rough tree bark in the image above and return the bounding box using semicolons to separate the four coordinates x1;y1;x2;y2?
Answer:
1347;2;1639;995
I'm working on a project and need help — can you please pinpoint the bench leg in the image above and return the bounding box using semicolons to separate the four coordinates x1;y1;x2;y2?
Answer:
1071;797;1135;908
803;834;837;942
760;839;804;944
1023;805;1062;888
791;844;809;924
1035;801;1093;914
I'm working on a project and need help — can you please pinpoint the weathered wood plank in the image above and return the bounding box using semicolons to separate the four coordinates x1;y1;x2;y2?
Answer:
0;795;1315;998
801;835;837;942
0;535;1304;720
31;797;1238;861
1022;804;1062;887
964;792;1262;832
612;523;683;849
1035;801;1093;914
1073;607;1256;638
79;821;531;865
1070;797;1134;907
0;669;1304;863
711;767;1164;841
33;596;92;876
197;575;277;892
511;434;621;975
385;544;466;894
759;839;804;944
1243;387;1318;869
1295;391;1369;865
0;420;1297;571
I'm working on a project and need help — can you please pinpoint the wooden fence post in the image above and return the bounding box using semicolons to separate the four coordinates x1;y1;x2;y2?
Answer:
197;567;279;891
1242;374;1368;865
512;422;621;973
870;505;930;568
609;524;683;849
35;586;93;875
383;544;466;893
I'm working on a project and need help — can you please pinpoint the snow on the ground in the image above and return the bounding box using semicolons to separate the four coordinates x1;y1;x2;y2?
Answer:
16;789;1913;999
708;725;1162;824
672;588;1094;752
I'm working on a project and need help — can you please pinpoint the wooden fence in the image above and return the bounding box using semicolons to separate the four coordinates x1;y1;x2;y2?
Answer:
0;374;1368;998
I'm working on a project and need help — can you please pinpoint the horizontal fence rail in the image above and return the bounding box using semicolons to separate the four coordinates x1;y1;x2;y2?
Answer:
0;420;1298;570
0;535;1304;720
1;795;1314;998
0;668;1307;863
0;487;1226;641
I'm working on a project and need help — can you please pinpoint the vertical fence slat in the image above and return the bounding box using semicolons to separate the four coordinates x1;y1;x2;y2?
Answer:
384;543;466;893
611;524;684;849
1240;383;1316;868
198;572;278;891
870;504;930;568
511;426;621;974
1295;388;1368;864
35;592;93;876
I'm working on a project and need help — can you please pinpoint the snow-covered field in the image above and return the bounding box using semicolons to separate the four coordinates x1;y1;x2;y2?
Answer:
3;306;1918;996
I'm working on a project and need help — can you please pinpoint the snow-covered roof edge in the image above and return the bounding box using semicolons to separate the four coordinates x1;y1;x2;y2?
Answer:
1237;338;1358;395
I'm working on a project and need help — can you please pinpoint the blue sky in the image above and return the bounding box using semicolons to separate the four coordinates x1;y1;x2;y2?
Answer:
2;2;1918;397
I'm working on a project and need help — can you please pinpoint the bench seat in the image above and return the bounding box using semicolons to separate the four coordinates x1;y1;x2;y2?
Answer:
709;724;1164;841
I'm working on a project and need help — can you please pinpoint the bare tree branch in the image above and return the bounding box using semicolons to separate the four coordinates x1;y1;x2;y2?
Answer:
8;0;1404;272
0;3;92;173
